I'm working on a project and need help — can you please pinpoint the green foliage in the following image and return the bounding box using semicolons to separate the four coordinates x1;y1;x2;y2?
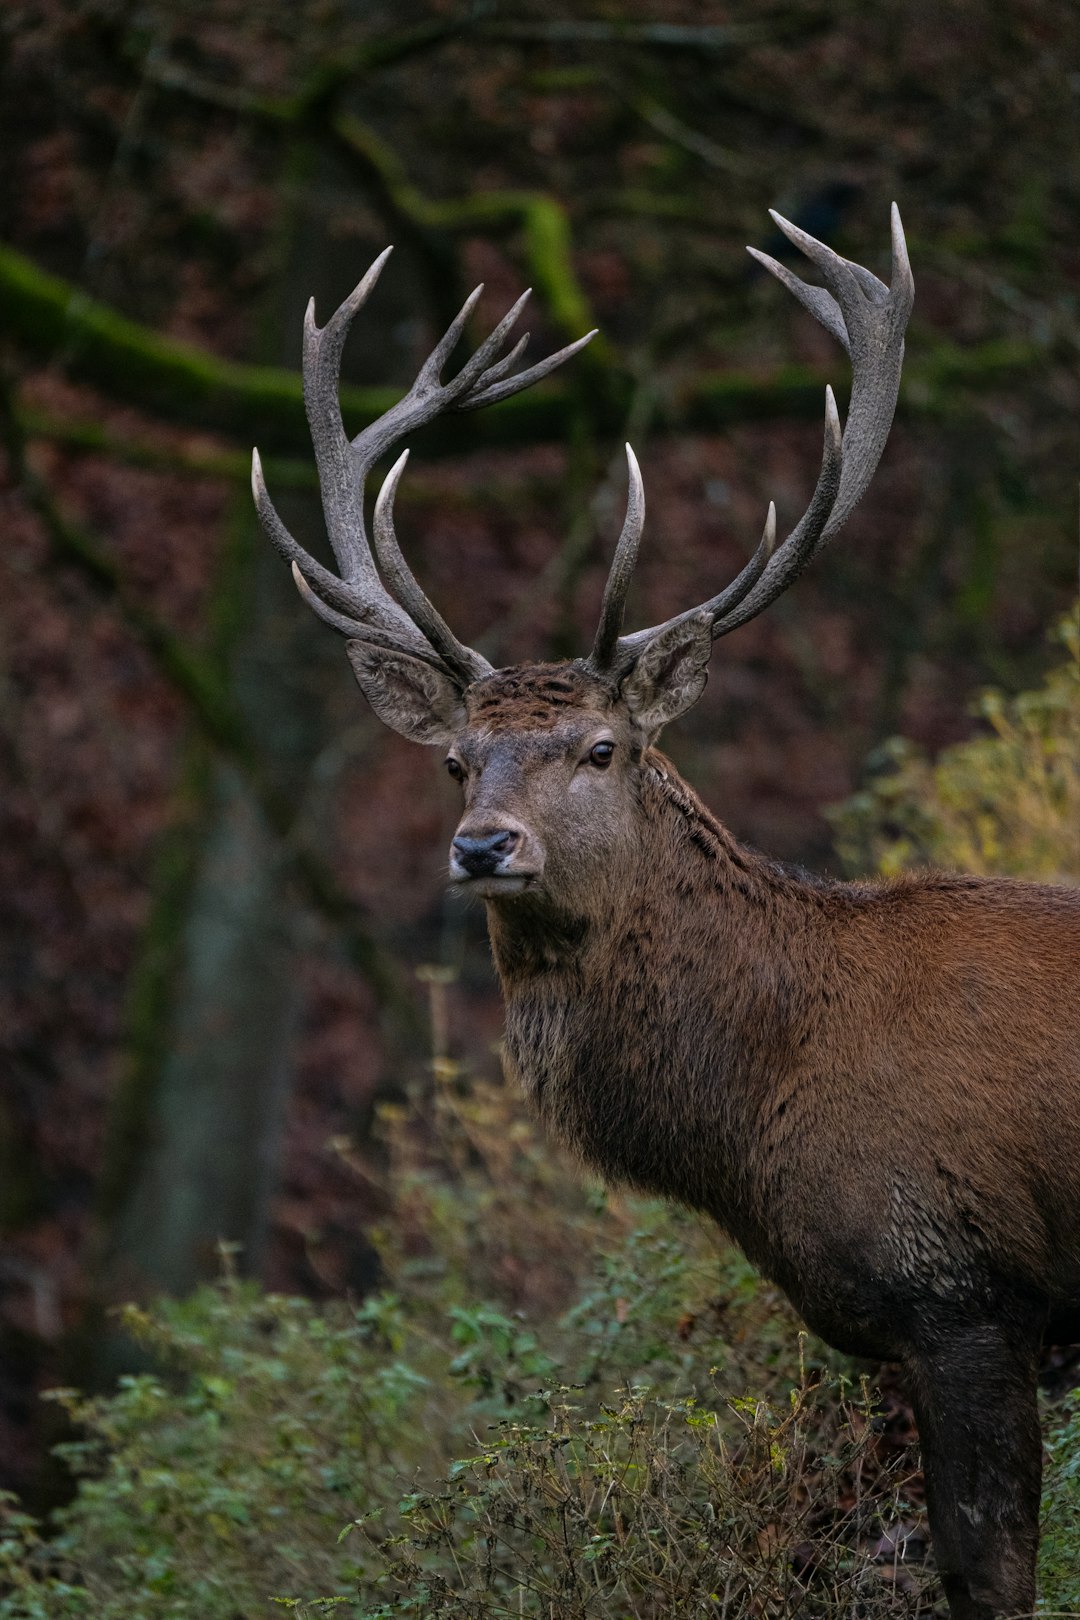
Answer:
354;1377;919;1619
0;1281;409;1618
0;1266;923;1619
830;607;1080;881
1039;1394;1080;1610
0;1073;928;1618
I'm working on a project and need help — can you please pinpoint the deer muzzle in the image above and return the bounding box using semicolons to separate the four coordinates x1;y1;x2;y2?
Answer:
448;817;543;895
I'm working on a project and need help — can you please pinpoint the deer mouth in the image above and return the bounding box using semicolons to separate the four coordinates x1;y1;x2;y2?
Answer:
450;871;539;899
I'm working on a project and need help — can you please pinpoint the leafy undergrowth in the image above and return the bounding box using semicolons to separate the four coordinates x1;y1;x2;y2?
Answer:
0;1074;931;1619
2;607;1078;1617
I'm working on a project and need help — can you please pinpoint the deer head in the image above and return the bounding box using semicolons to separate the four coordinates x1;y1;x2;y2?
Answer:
253;209;913;908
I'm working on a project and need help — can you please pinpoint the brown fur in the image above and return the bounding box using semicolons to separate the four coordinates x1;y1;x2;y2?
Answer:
466;665;617;730
437;663;1080;1620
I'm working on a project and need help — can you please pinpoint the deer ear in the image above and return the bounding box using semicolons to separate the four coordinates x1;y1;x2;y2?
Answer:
346;642;466;746
620;612;713;738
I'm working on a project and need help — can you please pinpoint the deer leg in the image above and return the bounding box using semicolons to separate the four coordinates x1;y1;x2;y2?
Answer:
907;1320;1042;1620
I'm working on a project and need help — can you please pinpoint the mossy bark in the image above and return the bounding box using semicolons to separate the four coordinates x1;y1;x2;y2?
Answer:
101;757;296;1297
92;145;341;1308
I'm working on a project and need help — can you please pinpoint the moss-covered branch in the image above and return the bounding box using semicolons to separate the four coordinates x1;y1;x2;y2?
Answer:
0;242;1049;459
0;242;394;451
330;114;601;354
19;407;318;489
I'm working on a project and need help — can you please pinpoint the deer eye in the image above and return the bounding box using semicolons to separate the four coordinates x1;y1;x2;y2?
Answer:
445;757;465;782
588;741;615;769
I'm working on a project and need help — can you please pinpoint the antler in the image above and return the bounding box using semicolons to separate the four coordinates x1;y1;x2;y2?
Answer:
252;247;597;687
587;203;913;679
257;212;911;698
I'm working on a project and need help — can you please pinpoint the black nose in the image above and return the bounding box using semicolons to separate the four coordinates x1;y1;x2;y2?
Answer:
452;830;518;878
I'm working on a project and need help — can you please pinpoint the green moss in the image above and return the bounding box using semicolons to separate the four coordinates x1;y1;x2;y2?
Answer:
0;244;314;449
331;114;607;361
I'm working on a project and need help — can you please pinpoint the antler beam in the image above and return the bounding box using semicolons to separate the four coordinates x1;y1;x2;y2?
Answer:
588;204;913;679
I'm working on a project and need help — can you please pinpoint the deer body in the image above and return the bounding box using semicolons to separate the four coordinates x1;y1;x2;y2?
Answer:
492;747;1080;1361
253;206;1079;1615
481;718;1080;1620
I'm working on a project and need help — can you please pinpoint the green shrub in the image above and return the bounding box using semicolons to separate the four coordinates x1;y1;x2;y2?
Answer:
0;1280;419;1618
0;1264;926;1619
829;607;1080;881
0;1112;928;1620
353;1372;923;1619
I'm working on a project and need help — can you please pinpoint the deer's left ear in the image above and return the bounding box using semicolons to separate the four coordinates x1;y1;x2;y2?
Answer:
620;612;713;738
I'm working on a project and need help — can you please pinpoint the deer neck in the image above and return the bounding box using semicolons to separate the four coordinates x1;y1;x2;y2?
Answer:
485;751;827;1236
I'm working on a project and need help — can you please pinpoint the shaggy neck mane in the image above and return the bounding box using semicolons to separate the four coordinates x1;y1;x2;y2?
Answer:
483;751;842;1234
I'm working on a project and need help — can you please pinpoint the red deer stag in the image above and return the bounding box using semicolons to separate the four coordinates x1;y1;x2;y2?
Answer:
252;209;1080;1620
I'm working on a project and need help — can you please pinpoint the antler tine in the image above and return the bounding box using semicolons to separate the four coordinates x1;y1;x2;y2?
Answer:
746;245;850;352
415;283;486;390
588;445;646;671
609;390;839;671
441;288;533;397
707;499;778;619
297;271;529;616
290;560;370;637
347;284;529;477
251;448;428;640
459;327;599;412
765;202;913;552
302;247;401;589
465;331;531;394
594;204;911;674
372;451;493;687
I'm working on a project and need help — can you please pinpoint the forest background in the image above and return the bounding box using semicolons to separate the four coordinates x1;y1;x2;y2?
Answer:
0;0;1079;1607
